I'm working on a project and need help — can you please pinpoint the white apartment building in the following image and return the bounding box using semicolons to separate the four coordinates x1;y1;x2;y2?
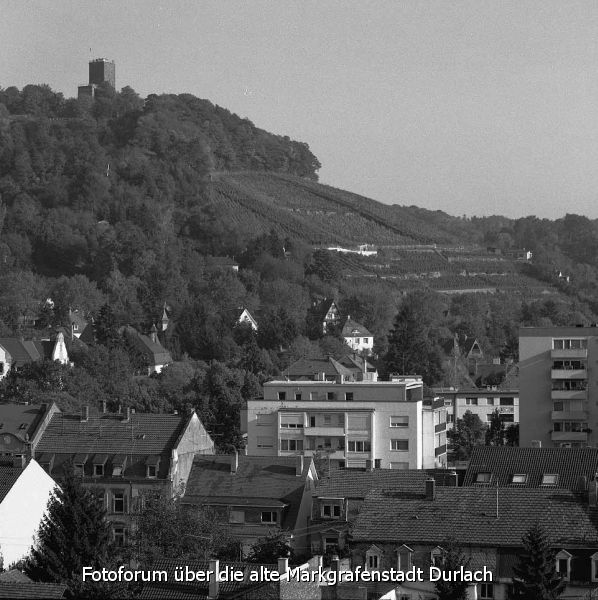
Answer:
433;387;519;429
246;378;447;469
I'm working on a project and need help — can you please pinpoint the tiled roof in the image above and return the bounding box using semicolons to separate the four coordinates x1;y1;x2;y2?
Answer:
183;455;311;531
0;570;31;582
463;447;598;489
286;357;353;380
122;326;172;366
139;560;275;599
350;487;598;547
35;409;189;478
0;582;66;598
0;463;22;503
341;318;372;338
316;469;433;499
0;403;48;441
0;338;40;366
338;354;377;374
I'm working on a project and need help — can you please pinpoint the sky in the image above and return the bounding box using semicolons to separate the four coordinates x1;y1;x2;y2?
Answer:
2;1;598;219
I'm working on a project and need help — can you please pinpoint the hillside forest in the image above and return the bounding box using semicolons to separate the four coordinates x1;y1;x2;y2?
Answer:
1;83;598;450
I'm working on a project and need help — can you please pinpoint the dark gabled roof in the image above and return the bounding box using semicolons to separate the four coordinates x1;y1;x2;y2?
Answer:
341;318;372;338
461;337;483;355
36;409;189;456
463;447;598;489
0;402;48;441
31;339;56;360
122;326;172;366
183;455;312;531
286;356;354;380
337;354;377;374
0;582;67;598
0;570;31;582
0;463;22;503
0;338;41;365
316;469;432;499
139;560;276;600
351;487;598;547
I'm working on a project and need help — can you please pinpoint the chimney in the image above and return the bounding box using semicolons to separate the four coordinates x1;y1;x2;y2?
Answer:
208;559;219;599
296;454;304;476
590;480;598;508
150;323;158;343
425;478;436;501
530;440;542;448
447;471;458;487
101;400;107;414
365;459;373;472
81;405;89;423
123;407;131;422
12;455;25;469
231;450;239;475
278;557;289;576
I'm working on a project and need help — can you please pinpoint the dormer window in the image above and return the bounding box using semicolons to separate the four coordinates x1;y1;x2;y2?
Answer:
321;503;342;519
475;472;492;484
112;454;126;477
542;474;559;486
261;511;277;523
430;546;444;566
397;544;413;572
73;454;88;476
94;464;104;477
365;545;382;571
145;455;160;479
511;474;527;484
93;454;108;478
147;465;157;478
555;550;572;580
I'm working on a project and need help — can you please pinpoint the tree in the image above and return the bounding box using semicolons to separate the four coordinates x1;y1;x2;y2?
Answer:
93;304;120;348
448;411;487;461
434;538;471;600
246;531;295;565
510;522;565;600
505;423;519;446
486;409;506;446
24;463;114;598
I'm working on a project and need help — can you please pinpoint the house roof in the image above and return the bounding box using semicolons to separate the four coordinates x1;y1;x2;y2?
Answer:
122;326;172;366
182;455;312;531
351;486;598;547
337;354;377;374
0;402;49;442
463;446;598;489
0;338;41;365
286;357;354;380
139;560;276;599
0;463;23;503
68;309;88;330
316;469;434;499
0;582;66;598
461;337;483;355
0;570;31;582
341;318;372;338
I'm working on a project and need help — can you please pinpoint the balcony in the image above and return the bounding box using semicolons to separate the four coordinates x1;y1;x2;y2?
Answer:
551;390;587;401
551;369;587;380
435;423;446;433
551;431;588;443
303;426;345;437
551;348;587;359
551;411;588;421
303;449;346;460
435;444;447;457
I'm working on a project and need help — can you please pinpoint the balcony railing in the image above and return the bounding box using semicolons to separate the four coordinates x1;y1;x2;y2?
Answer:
551;348;588;359
303;426;345;436
551;410;588;421
551;431;588;442
551;369;587;380
551;390;587;400
303;449;346;460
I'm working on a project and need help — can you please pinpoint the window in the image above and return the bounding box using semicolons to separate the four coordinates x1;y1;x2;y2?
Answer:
363;338;369;344
390;439;409;451
553;338;587;350
390;416;409;428
555;550;572;580
93;464;104;477
324;415;331;425
541;474;559;486
310;416;316;427
74;463;85;476
261;511;277;523
280;439;303;451
345;392;354;401
327;392;335;401
511;474;527;484
347;440;371;452
397;545;413;571
147;465;157;478
486;398;495;406
479;583;494;599
348;415;369;430
113;492;126;514
229;510;245;524
322;504;342;518
430;546;443;566
487;414;494;422
257;436;274;448
500;398;514;406
112;465;123;477
500;414;515;423
447;414;454;423
0;363;3;374
465;398;478;406
256;413;274;426
113;525;127;547
355;338;360;344
281;414;303;428
278;391;286;401
475;472;492;483
337;414;344;427
553;401;564;411
295;393;302;401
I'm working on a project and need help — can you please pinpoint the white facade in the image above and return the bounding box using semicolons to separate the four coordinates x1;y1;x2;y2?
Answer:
0;346;9;381
247;380;447;469
343;333;374;354
0;460;57;566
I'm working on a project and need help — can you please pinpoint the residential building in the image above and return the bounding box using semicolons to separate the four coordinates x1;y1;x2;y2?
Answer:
246;378;447;470
227;307;258;332
68;308;87;339
0;332;69;379
0;402;60;460
33;406;214;545
318;299;341;334
0;580;66;599
310;468;456;557
433;387;519;429
0;457;57;566
349;478;598;600
182;454;317;554
463;446;598;488
122;325;172;374
341;317;374;355
284;355;377;382
519;326;597;447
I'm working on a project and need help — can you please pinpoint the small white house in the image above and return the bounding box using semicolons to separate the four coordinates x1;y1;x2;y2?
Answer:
341;317;374;354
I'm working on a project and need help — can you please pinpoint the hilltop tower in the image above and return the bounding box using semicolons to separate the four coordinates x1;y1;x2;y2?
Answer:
78;58;116;99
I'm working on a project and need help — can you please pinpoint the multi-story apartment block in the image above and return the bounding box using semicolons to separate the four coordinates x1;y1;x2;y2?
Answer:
433;387;519;429
520;326;596;448
247;377;447;469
